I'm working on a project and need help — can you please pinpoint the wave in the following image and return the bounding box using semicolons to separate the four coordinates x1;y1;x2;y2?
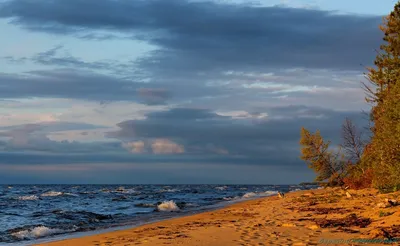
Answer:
157;201;180;212
41;191;63;197
159;189;180;193
52;210;113;222
262;191;278;196
134;203;156;208
215;186;228;191
41;191;78;197
242;191;278;199
11;226;75;240
18;195;39;201
223;196;237;201
110;187;139;194
242;192;257;198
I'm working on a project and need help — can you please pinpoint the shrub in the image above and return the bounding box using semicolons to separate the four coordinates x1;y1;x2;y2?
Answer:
343;168;373;190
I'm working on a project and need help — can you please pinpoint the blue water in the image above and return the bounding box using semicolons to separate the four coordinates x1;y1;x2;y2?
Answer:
0;184;317;244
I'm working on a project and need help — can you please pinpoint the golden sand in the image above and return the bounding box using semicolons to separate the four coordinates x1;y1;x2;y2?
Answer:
36;188;400;246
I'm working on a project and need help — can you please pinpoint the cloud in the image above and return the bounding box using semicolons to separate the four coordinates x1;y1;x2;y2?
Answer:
121;138;185;154
31;45;113;70
0;1;377;111
136;88;171;105
0;0;382;72
0;67;221;105
0;121;116;153
122;141;146;153
0;68;143;101
108;106;369;163
151;138;184;154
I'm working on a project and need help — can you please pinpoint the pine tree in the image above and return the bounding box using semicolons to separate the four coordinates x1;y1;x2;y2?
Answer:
299;127;346;186
363;2;400;191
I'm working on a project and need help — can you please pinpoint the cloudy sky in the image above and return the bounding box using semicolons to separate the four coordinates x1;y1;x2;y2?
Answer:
0;0;394;184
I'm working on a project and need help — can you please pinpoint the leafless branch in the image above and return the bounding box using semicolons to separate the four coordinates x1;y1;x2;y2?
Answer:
341;118;365;164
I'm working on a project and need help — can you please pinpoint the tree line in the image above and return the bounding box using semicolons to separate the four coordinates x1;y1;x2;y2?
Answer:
300;2;400;192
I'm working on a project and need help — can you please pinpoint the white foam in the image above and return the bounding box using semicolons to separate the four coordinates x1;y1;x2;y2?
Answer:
157;201;180;212
64;193;79;197
160;189;179;193
18;195;39;201
242;192;257;198
262;191;278;196
41;191;63;197
11;226;69;240
215;186;228;191
242;191;278;199
118;188;137;194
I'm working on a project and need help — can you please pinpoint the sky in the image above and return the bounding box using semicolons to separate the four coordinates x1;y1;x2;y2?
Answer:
0;0;395;184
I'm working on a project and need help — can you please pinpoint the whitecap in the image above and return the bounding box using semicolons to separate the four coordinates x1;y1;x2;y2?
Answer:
262;191;279;196
215;186;228;191
159;189;180;193
41;191;63;197
242;192;257;198
11;226;73;240
157;201;180;212
18;195;39;201
64;193;79;197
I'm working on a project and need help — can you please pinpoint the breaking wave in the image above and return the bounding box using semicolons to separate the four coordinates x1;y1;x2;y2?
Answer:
242;191;278;198
41;191;78;197
242;192;257;198
215;186;228;191
262;191;278;196
11;226;75;240
41;191;63;197
18;195;39;201
157;201;180;212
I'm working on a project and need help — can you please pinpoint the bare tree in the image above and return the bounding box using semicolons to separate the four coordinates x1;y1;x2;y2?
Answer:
341;118;365;164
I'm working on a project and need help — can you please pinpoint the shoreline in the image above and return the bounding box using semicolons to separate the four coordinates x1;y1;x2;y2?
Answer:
34;187;400;246
30;193;278;246
36;187;400;245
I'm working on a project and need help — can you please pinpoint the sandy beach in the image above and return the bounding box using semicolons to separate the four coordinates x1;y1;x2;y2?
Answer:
34;188;400;246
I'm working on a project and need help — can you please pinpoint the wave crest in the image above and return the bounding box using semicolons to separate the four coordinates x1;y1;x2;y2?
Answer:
41;191;63;197
11;226;74;240
242;192;257;198
157;201;180;212
18;195;39;201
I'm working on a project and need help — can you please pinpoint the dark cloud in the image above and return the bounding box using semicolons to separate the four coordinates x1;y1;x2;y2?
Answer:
0;122;115;153
0;67;221;105
0;1;377;111
0;68;137;101
0;121;106;131
108;106;369;165
0;0;382;72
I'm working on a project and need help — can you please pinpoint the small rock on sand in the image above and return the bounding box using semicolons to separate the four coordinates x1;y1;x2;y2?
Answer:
377;199;398;208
